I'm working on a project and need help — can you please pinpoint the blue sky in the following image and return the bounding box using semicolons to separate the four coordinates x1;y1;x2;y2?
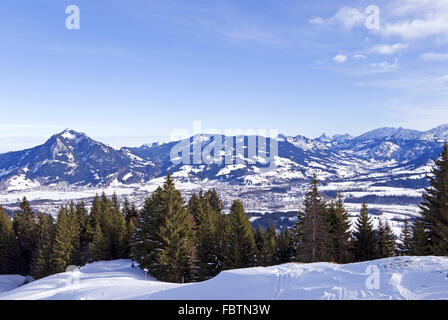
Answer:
1;0;448;152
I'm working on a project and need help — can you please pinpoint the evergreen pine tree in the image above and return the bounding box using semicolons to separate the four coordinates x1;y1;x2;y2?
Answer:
90;222;108;261
116;212;128;259
397;219;412;256
67;201;81;265
99;193;113;259
32;213;54;279
124;217;136;259
259;226;278;266
376;219;396;258
214;211;230;273
291;211;305;262
111;193;120;215
204;189;224;213
188;192;203;229
204;189;228;274
411;218;430;256
122;198;138;224
254;226;264;265
12;197;39;275
107;193;128;259
131;187;161;271
0;206;24;274
225;199;256;269
90;195;102;228
132;174;195;283
88;195;102;261
326;194;352;263
352;203;377;262
420;144;448;255
51;206;73;273
277;228;293;264
192;195;220;280
122;198;138;259
296;175;330;263
75;201;92;265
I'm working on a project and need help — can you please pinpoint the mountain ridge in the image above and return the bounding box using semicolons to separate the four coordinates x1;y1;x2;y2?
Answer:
0;125;447;190
1;125;447;228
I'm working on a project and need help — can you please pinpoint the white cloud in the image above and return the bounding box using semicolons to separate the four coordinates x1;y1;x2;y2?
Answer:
358;69;448;128
380;0;448;40
117;1;289;46
381;19;448;40
358;72;448;95
309;6;366;30
369;43;409;55
220;29;282;45
422;52;448;61
333;54;348;63
309;17;324;25
331;7;366;29
369;59;399;72
314;1;448;41
353;54;367;59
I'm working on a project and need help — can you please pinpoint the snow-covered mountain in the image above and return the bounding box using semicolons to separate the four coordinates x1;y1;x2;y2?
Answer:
1;257;448;300
0;125;447;225
0;126;446;189
0;129;158;190
429;124;448;140
123;125;447;186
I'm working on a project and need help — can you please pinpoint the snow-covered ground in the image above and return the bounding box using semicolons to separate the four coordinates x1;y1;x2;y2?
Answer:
0;275;29;294
1;257;448;300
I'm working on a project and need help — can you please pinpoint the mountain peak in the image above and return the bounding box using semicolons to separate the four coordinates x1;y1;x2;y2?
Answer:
317;133;332;142
355;127;424;141
60;128;80;134
315;133;352;145
428;124;448;139
55;128;87;142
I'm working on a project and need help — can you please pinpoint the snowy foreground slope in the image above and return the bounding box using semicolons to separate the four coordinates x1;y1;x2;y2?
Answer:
1;257;448;300
0;275;29;294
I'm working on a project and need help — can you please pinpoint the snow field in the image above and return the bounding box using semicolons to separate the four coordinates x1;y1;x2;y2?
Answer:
1;256;448;300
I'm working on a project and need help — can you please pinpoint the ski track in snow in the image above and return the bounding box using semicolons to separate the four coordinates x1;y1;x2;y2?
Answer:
1;257;448;300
